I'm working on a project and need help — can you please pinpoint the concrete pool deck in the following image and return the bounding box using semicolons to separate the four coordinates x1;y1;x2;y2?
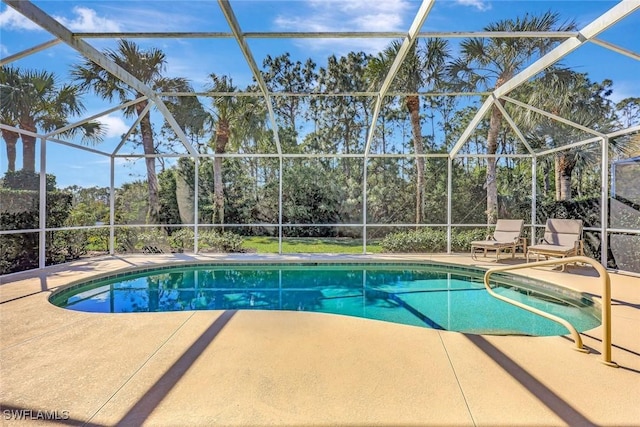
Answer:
1;253;639;426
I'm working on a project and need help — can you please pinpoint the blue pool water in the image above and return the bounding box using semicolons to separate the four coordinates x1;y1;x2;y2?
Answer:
49;263;600;336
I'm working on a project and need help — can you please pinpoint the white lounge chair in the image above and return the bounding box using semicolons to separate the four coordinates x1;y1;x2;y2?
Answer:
526;219;584;270
470;219;526;261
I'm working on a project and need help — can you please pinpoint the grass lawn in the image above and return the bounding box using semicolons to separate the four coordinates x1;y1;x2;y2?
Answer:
243;236;382;254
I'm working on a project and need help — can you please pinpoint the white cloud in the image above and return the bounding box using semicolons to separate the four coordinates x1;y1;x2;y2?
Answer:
53;6;121;32
96;114;131;138
455;0;492;12
0;6;121;32
276;0;411;32
98;4;204;32
0;43;8;56
274;0;413;54
0;7;43;31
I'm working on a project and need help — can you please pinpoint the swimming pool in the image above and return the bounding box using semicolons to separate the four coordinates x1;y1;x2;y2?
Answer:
50;262;600;336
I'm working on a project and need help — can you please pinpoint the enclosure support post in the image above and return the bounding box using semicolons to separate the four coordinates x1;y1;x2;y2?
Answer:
531;156;537;243
194;156;199;254
447;157;452;254
278;157;283;254
362;156;368;254
39;138;46;269
601;137;609;267
109;156;115;255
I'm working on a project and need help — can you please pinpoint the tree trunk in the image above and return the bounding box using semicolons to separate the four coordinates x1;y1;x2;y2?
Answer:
554;155;561;201
486;104;502;225
213;120;229;226
557;153;574;201
176;172;195;224
559;171;572;201
20;120;37;173
543;161;550;198
344;122;351;178
137;101;160;224
406;95;424;226
2;130;19;172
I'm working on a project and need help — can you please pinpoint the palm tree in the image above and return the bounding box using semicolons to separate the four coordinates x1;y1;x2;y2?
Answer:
206;74;266;225
367;38;450;224
0;67;20;173
0;65;102;173
514;71;628;200
72;40;194;223
449;12;576;222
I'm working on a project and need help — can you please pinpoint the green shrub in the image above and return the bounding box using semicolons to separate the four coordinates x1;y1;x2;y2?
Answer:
86;228;109;252
136;228;170;252
199;230;245;253
381;228;489;253
0;182;77;273
451;228;488;251
380;228;447;253
2;170;56;191
167;228;194;252
114;227;137;252
46;230;87;264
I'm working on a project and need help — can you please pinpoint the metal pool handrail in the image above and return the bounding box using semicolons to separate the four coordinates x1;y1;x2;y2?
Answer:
483;256;617;367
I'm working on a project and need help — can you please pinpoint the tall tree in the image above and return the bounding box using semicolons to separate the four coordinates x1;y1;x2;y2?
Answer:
312;52;372;176
206;74;266;225
72;40;193;223
0;66;101;173
368;38;450;224
449;12;576;222
0;66;20;173
616;97;640;128
262;53;316;133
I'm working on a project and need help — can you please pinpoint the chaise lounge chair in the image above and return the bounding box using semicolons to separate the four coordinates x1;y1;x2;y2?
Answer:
470;219;526;261
526;219;584;270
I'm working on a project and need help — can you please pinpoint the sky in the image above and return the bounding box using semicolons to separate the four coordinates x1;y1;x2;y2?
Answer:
0;0;639;188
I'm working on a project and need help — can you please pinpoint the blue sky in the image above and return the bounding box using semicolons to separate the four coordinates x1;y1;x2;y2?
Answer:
1;0;638;187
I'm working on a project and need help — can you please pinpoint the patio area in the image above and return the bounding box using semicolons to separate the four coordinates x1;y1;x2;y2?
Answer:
1;253;639;426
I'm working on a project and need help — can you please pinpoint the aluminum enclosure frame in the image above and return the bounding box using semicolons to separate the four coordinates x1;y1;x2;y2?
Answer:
1;0;639;273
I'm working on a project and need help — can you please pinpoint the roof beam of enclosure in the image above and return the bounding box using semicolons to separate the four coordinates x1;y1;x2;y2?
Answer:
589;38;640;61
0;124;110;156
46;96;147;138
448;96;494;158
536;125;640;157
364;0;436;156
73;31;579;40
606;125;640;139
0;38;60;66
449;0;640;158
491;95;535;155
4;0;199;158
493;0;639;99
502;95;606;138
537;137;602;157
218;0;282;156
112;102;153;156
160;91;490;97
